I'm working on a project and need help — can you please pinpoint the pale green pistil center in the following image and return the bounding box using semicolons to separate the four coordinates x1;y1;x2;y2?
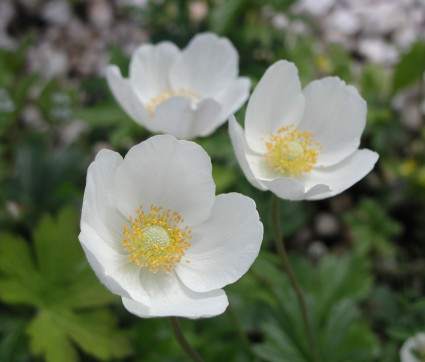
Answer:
287;141;305;161
143;225;170;249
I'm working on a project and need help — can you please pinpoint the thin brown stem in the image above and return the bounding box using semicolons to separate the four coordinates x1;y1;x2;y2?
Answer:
169;317;204;362
271;195;320;362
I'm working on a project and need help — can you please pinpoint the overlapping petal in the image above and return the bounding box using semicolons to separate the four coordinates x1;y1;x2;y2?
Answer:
154;97;222;139
228;116;267;190
114;135;215;227
260;177;330;201
79;224;150;306
122;270;228;319
215;77;251;121
81;149;125;247
169;33;238;97
300;77;367;166
129;42;180;102
245;61;305;154
176;193;262;292
105;65;154;130
301;149;379;200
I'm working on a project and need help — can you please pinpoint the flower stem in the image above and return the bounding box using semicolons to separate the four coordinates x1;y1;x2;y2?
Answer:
169;317;204;362
271;195;320;362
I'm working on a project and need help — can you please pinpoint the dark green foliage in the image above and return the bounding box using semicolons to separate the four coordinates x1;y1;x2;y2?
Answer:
344;199;402;257
393;42;425;94
253;252;377;361
0;208;132;361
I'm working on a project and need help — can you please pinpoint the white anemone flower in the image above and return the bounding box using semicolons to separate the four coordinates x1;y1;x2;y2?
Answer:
229;60;379;201
106;33;250;140
78;135;263;318
401;333;425;362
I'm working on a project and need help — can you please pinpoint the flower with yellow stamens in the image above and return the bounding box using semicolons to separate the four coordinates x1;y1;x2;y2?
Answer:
106;33;250;140
264;125;322;177
79;135;263;319
229;60;378;200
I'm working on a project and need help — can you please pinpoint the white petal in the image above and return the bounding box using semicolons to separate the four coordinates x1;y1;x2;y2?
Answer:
301;149;379;200
229;117;284;182
114;135;216;227
193;98;226;137
105;65;154;130
228;116;267;190
81;149;125;248
400;333;425;362
153;96;191;137
260;177;330;201
122;270;228;318
247;150;281;181
153;96;222;139
129;42;180;102
169;33;238;98
245;60;305;154
79;224;150;306
105;65;139;121
300;77;367;166
214;77;251;120
176;193;263;292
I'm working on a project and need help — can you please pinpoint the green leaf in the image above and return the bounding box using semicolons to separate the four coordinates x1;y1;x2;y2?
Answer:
279;201;309;238
0;311;32;362
11;74;38;122
0;207;131;361
27;310;79;362
339;323;378;361
392;41;425;94
212;165;238;193
209;0;247;35
0;43;28;86
196;129;235;160
327;44;352;81
255;310;309;362
322;299;360;360
57;266;118;310
62;309;132;359
360;64;391;100
313;253;372;320
29;206;117;309
286;38;316;86
254;341;307;362
0;234;37;281
0;234;42;306
4;138;85;225
27;309;131;362
33;207;82;282
76;101;133;128
108;45;130;77
343;199;402;258
255;252;375;361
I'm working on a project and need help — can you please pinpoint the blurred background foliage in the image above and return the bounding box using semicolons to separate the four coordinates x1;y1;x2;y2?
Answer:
0;0;424;361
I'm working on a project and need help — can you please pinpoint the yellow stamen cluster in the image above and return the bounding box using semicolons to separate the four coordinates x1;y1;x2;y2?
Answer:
264;124;322;177
123;205;191;273
145;89;201;115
